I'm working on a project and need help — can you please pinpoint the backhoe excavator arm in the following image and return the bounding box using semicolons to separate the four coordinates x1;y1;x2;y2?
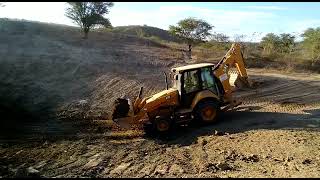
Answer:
213;43;250;93
213;43;251;111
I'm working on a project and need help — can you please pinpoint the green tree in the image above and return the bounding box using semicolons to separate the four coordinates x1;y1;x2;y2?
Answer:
260;33;281;54
301;27;320;61
169;17;213;52
65;2;113;39
279;33;295;53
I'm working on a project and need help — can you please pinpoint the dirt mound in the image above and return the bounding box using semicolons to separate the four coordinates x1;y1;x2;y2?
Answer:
0;18;187;137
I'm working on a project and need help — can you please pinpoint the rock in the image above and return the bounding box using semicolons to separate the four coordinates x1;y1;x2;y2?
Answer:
139;164;156;176
205;163;218;173
110;162;132;175
15;150;23;155
214;130;225;136
35;160;47;169
84;158;103;169
218;150;225;154
217;162;233;171
226;150;242;161
83;153;103;169
206;161;234;172
247;154;259;162
285;157;294;162
201;139;208;146
274;158;283;162
27;167;40;177
154;164;168;175
240;154;259;162
101;167;110;175
169;164;184;175
79;99;89;106
302;159;312;164
43;141;49;146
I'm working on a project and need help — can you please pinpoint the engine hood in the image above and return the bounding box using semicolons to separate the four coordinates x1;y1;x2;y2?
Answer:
146;88;178;104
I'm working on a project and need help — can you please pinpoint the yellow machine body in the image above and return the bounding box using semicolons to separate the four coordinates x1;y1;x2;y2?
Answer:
113;43;251;130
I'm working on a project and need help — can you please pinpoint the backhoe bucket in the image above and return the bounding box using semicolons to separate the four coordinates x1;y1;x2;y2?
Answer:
229;71;252;90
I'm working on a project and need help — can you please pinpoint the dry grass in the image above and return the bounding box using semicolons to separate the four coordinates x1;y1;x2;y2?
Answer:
191;41;320;74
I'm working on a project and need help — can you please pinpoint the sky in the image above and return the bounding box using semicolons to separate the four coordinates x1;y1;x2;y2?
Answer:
1;2;320;42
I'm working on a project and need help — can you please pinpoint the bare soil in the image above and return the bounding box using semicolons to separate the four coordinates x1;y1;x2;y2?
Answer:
0;19;320;178
1;69;320;178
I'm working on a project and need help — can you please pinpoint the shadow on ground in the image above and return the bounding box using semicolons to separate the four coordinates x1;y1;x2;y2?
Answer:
149;107;320;146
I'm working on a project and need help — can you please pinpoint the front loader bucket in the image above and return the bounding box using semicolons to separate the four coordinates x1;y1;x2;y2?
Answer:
111;98;130;120
111;97;147;129
111;98;131;129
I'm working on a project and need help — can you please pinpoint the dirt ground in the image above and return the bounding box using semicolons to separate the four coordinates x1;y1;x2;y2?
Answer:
1;69;320;178
1;19;320;178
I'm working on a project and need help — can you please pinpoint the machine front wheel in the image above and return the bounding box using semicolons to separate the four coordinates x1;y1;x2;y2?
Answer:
144;110;174;137
195;101;220;124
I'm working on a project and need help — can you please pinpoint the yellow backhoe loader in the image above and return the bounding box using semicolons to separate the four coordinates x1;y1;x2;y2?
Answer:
112;43;252;133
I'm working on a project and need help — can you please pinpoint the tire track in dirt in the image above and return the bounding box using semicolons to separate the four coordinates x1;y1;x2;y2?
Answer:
2;19;320;178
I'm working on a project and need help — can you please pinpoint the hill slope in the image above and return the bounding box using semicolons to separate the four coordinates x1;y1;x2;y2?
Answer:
109;25;182;42
0;18;188;138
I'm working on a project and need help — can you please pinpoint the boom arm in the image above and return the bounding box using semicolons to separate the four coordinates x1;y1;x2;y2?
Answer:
213;43;250;95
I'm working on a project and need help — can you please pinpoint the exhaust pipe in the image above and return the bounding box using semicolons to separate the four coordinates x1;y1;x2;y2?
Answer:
138;86;143;98
163;72;168;90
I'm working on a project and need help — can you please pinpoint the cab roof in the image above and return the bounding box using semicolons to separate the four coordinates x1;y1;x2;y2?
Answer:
171;63;215;73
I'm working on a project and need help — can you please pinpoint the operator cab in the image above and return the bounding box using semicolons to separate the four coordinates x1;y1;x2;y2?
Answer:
171;63;225;108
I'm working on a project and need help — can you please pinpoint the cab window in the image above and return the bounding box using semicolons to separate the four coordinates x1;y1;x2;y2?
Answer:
200;67;217;94
183;70;200;93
